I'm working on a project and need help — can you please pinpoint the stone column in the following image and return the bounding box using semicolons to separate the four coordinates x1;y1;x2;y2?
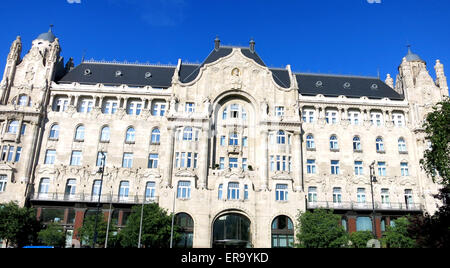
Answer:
260;130;269;190
198;127;209;189
293;130;303;191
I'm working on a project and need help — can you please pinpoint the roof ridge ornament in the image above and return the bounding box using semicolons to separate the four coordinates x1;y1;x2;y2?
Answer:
249;38;255;53
214;36;220;51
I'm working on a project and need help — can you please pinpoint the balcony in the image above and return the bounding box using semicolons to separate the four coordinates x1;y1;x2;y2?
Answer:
30;192;159;205
306;201;423;212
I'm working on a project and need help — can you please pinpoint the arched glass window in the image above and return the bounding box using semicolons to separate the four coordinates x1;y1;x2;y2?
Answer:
49;124;59;139
151;128;160;144
7;120;19;134
353;136;361;151
398;138;407;152
376;137;384;152
212;213;251;248
175;213;194;248
100;126;110;142
330;135;338;150
125;127;135;143
306;134;315;149
277;130;286;145
74;125;85;141
18;95;29;106
183;127;193;141
271;216;294;248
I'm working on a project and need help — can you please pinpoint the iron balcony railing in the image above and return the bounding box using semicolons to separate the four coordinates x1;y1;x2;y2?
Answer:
30;192;159;205
306;200;423;212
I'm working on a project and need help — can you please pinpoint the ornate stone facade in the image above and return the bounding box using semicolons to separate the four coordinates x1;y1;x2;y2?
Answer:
0;30;447;248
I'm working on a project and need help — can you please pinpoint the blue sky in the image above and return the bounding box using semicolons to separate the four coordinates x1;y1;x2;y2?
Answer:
1;0;449;81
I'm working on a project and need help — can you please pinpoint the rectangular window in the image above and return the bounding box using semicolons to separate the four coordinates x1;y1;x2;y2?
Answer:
401;162;409;176
103;100;118;114
79;99;94;113
381;188;390;205
96;152;107;167
227;182;240;200
275;184;288;201
378;162;386;176
219;157;225;170
242;158;248;171
220;136;226;146
148;154;159;169
331;160;340;175
70;151;82;166
122;153;133;168
229;158;238;169
0;175;7;192
354;161;363;175
185;102;195;113
306;159;316;174
371;112;383;126
7;146;14;162
14;147;22;162
275;106;285;117
326;111;338;124
145;182;156;200
55;98;69;112
333;187;342;204
152;102;166;117
45;149;56;165
302;110;315;123
357;188;366;203
177;181;191;199
308;187;317;203
242;137;248;147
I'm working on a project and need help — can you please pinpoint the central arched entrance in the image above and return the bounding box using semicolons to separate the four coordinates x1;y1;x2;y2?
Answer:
212;213;252;248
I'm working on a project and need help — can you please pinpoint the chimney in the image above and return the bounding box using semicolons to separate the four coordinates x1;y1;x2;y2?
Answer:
249;38;255;53
214;36;220;51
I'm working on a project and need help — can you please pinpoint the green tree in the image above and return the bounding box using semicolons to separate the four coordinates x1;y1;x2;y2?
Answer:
420;96;450;185
295;209;348;248
0;202;41;248
382;217;416;248
118;203;180;248
349;231;374;248
38;222;66;248
76;213;117;248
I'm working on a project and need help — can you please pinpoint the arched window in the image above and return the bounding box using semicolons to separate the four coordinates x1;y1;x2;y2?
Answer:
18;95;29;106
330;135;338;150
100;126;110;142
353;136;361;151
49;124;59;139
151;128;160;144
398;138;407;153
376;137;384;152
74;125;85;141
125;127;135;143
277;130;286;145
183;127;193;141
271;216;294;248
175;213;194;248
306;134;315;149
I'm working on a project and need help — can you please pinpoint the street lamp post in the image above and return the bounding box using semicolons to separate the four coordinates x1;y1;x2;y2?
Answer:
369;161;377;238
92;152;106;248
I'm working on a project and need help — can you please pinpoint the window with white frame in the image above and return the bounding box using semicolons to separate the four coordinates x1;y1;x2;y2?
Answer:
270;155;291;172
151;128;160;144
145;181;156;200
331;160;340;175
148;154;159;169
308;186;317;203
275;106;285;117
49;124;59;139
333;187;342;204
96;151;107;167
302;109;315;123
175;152;198;169
79;98;94;113
354;161;363;175
119;181;130;201
242;136;248;147
227;182;240;200
306;159;316;174
100;126;110;142
74;125;85;141
38;178;50;196
219;157;225;170
122;153;133;168
378;162;386;176
125;127;136;143
229;157;238;169
404;189;413;207
325;110;338;124
229;133;239;146
177;181;191;199
185;102;195;113
7;120;19;134
275;184;288;201
401;162;409;176
329;135;339;150
70;151;82;166
220;135;226;146
53;97;69;112
92;180;102;199
371;112;383;126
398;138;407;153
357;188;366;204
381;188;390;205
375;137;385;152
183;127;193;141
0;175;7;192
353;136;362;151
103;99;118;115
348;111;361;125
242;158;248;171
218;184;223;200
65;179;77;198
18;95;29;106
44;149;56;165
152;101;166;116
244;184;249;200
222;103;246;121
127;100;142;115
277;130;286;145
392;113;405;127
306;134;315;149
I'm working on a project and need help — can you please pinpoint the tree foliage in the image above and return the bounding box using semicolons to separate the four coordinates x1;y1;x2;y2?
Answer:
76;213;117;248
349;231;374;248
420;96;450;185
295;209;348;248
118;203;180;248
382;217;416;248
0;202;41;248
38;222;66;248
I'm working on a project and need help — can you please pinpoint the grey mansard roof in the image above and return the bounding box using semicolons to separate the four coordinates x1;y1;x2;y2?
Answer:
56;45;404;100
